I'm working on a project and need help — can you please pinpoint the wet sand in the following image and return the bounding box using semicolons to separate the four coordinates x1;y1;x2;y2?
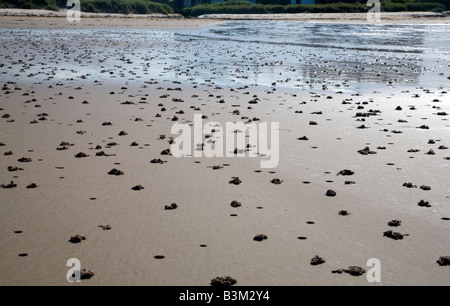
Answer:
0;15;449;286
199;12;450;24
0;9;217;29
0;9;449;28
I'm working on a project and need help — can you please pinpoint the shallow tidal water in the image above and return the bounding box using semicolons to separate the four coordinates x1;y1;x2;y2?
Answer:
1;21;449;92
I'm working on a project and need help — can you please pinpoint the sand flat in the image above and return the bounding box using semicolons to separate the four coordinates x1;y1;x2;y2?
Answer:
0;10;449;29
0;14;449;286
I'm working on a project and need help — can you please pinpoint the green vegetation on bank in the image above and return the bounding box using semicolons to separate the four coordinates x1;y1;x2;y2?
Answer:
182;1;366;16
181;0;448;16
0;0;58;10
77;0;173;14
0;0;174;14
382;0;448;12
0;0;448;14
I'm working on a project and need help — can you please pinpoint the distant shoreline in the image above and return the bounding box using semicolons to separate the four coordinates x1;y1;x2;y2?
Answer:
0;8;183;18
198;11;450;24
0;9;214;29
0;9;449;27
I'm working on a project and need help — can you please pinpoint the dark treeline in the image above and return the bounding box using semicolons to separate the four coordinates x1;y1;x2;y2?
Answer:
0;0;174;14
0;0;448;14
181;0;448;16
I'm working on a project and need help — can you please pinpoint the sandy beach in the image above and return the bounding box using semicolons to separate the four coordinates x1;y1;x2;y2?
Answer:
199;11;450;24
0;11;449;286
0;9;218;29
0;9;449;28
